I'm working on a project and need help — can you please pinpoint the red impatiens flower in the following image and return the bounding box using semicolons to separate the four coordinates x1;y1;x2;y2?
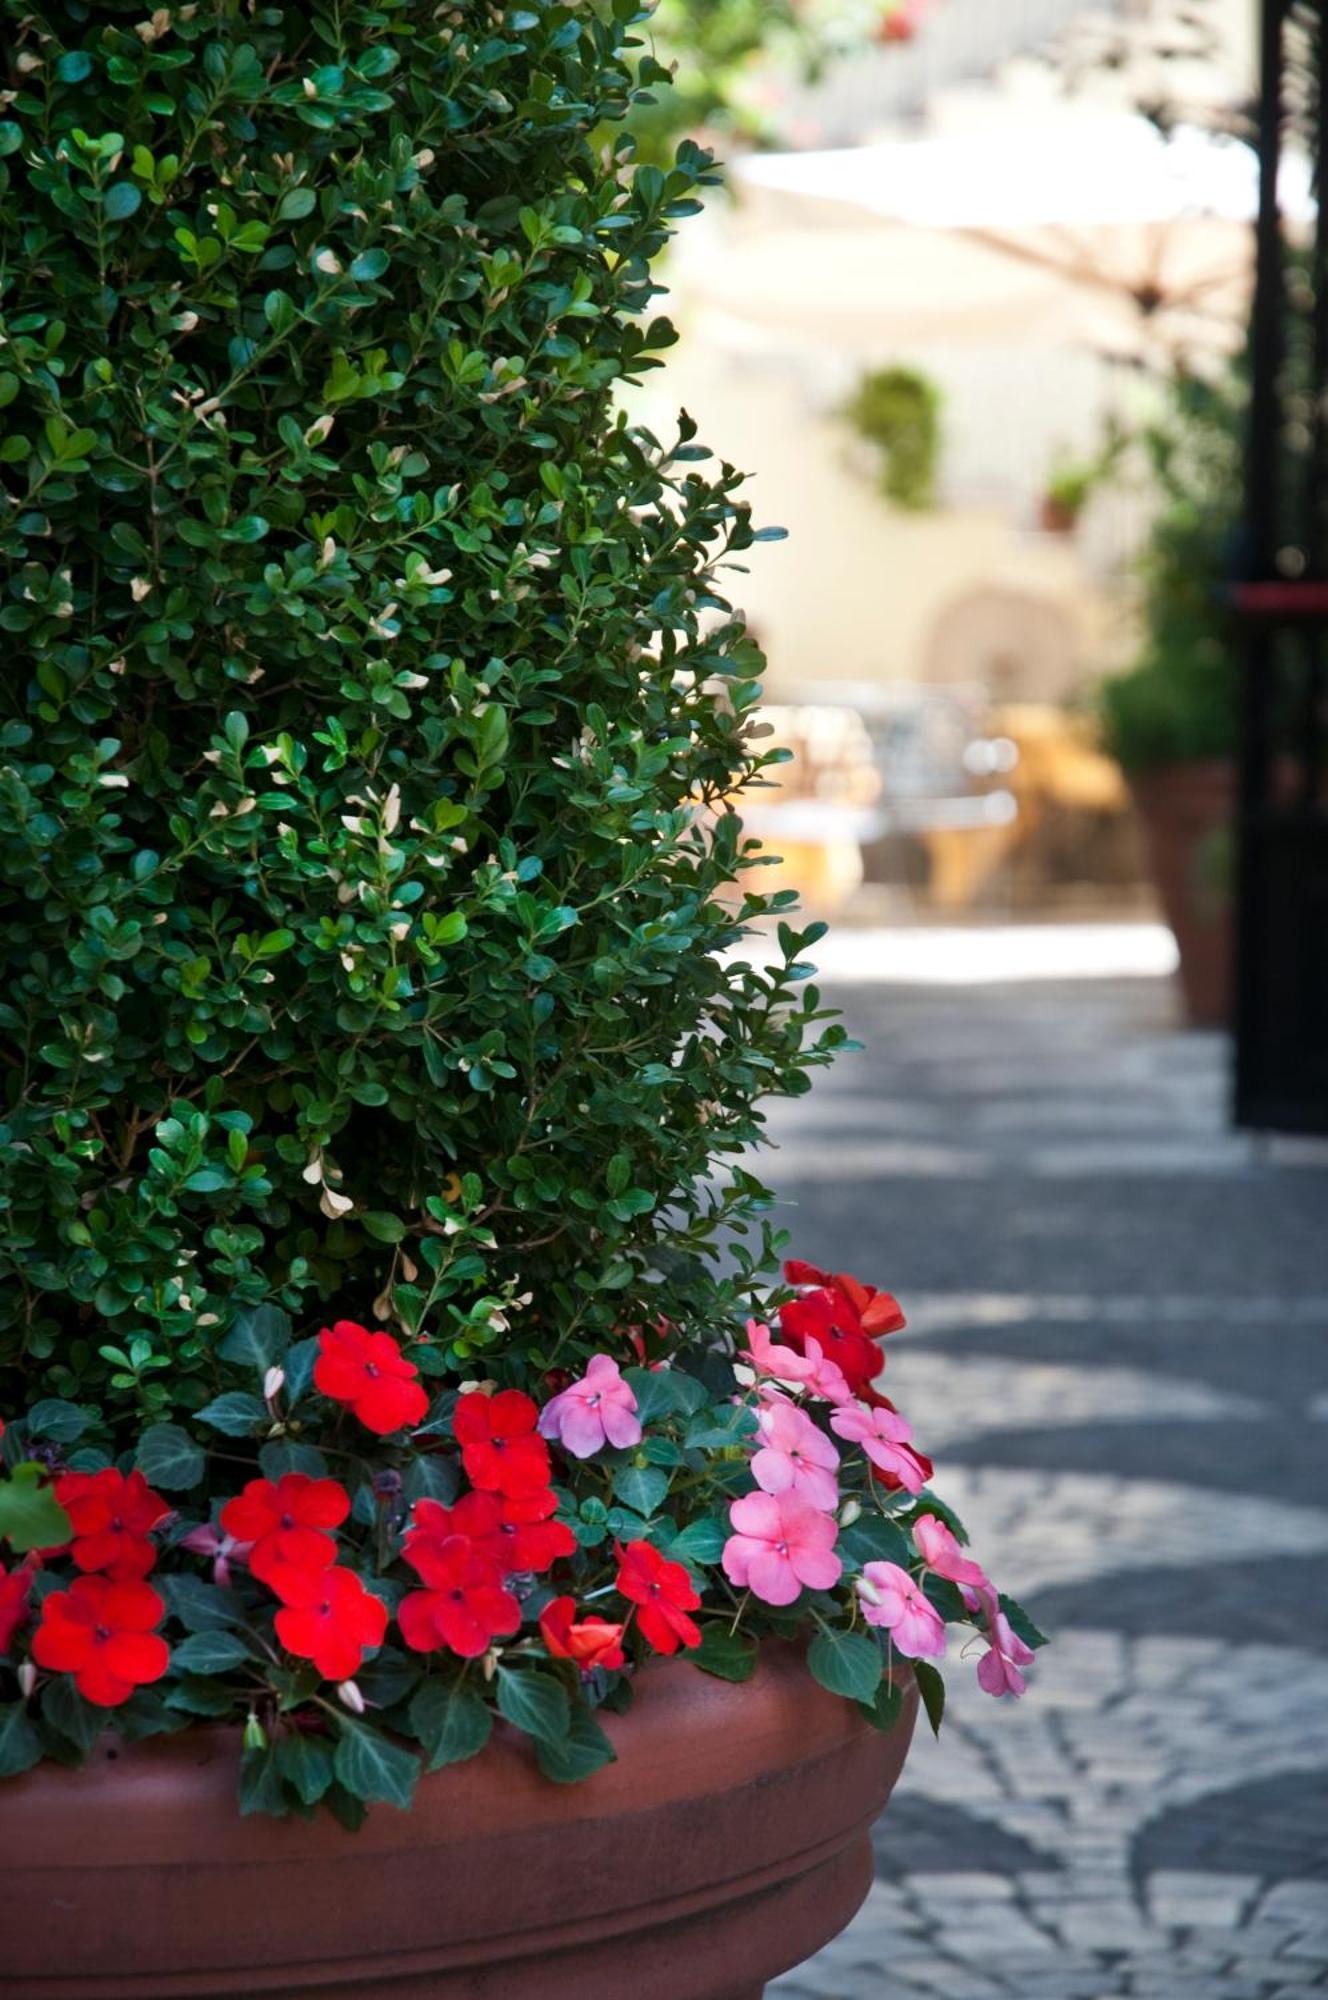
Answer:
31;1575;170;1707
398;1538;522;1660
220;1473;350;1593
405;1490;575;1582
779;1262;906;1396
0;1553;40;1654
53;1467;170;1581
314;1320;429;1436
271;1564;389;1682
453;1390;550;1500
539;1596;626;1671
614;1538;702;1655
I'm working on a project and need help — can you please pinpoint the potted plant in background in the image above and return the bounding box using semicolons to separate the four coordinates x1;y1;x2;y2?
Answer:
1100;368;1242;1027
842;363;944;511
0;4;1040;1995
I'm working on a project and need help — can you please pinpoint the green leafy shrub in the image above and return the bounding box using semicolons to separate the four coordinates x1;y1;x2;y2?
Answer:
0;0;838;1427
842;363;942;511
1100;369;1242;772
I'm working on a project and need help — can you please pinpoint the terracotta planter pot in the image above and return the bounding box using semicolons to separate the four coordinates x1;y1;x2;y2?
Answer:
4;1647;916;2000
1128;760;1234;1028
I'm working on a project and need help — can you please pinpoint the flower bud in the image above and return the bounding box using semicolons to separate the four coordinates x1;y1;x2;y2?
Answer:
337;1679;366;1715
263;1365;286;1404
838;1498;863;1528
243;1713;268;1751
17;1661;37;1698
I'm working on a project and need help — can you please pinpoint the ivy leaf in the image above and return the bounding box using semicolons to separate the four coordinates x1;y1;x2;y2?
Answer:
807;1628;884;1705
136;1424;205;1492
533;1703;616;1784
408;1678;492;1771
0;1702;42;1778
333;1720;419;1809
691;1625;757;1683
913;1659;947;1738
0;1463;72;1553
494;1666;569;1745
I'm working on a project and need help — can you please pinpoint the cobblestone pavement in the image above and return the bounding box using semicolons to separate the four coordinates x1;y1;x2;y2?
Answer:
766;971;1328;2000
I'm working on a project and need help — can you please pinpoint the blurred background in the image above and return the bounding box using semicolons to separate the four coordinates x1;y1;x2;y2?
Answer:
627;3;1328;1996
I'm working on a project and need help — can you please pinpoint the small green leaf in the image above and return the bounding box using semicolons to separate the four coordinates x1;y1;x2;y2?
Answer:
159;1575;246;1633
691;1625;757;1683
533;1703;616;1784
807;1628;883;1705
0;1463;72;1553
494;1666;569;1745
278;187;317;221
333;1720;419;1809
408;1678;492;1771
136;1424;205;1492
913;1659;946;1738
103;182;142;221
664;1516;728;1565
350;247;389;281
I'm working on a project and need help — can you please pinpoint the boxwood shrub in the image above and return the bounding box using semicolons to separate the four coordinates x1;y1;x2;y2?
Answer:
0;0;844;1433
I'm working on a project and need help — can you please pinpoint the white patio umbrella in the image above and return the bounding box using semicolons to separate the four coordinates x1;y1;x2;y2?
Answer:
726;108;1315;365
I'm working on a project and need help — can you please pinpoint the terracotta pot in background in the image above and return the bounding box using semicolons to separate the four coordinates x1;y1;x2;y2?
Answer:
1128;760;1234;1028
3;1646;917;2000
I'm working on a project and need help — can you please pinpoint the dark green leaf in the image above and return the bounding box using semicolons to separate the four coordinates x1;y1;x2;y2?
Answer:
276;1733;335;1805
0;1464;72;1553
494;1667;569;1745
333;1721;419;1809
171;1630;252;1674
136;1424;205;1492
807;1628;883;1705
408;1678;492;1771
0;1702;42;1778
691;1624;757;1683
533;1702;616;1784
913;1660;947;1738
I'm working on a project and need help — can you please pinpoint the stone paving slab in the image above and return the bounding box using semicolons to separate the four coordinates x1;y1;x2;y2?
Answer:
767;973;1328;2000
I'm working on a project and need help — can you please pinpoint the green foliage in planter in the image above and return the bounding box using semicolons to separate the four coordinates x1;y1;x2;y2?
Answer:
0;0;845;1437
1100;368;1242;774
842;364;942;511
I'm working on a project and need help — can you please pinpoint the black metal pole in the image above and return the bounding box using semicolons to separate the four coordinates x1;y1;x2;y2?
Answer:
1234;0;1288;1127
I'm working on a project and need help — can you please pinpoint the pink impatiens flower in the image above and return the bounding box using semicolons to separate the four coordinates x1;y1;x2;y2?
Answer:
912;1512;987;1589
741;1320;852;1405
538;1353;642;1459
830;1400;929;1494
722;1489;842;1606
856;1561;947;1660
975;1603;1035;1698
751;1398;840;1513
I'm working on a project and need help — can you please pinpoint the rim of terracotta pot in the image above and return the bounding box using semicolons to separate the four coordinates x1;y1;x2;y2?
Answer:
6;1643;918;2000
